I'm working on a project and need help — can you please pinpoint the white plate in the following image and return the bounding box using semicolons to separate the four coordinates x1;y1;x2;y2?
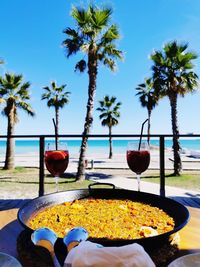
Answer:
168;253;200;267
0;252;22;267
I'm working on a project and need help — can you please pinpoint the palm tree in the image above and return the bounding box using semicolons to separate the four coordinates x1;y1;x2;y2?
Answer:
0;73;35;170
97;95;121;159
63;4;123;180
136;78;159;143
150;41;198;175
41;81;70;148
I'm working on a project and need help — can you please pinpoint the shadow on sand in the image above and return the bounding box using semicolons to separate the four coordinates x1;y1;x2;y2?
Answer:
86;172;113;180
170;194;200;208
0;199;30;211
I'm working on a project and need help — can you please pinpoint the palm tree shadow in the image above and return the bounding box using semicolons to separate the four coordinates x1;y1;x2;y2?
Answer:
165;173;177;177
45;172;77;184
0;199;30;210
170;196;200;208
0;176;14;180
126;175;160;179
142;175;160;179
86;172;113;180
60;172;76;178
45;172;76;179
71;160;106;164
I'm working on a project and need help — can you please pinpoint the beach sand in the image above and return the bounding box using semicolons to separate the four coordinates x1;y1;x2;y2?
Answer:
1;146;199;170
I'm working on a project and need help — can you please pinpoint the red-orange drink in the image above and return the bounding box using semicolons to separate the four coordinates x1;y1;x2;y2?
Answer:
126;150;150;174
45;150;69;176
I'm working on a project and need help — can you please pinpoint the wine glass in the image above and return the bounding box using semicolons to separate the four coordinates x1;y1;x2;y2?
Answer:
126;141;150;191
44;141;69;192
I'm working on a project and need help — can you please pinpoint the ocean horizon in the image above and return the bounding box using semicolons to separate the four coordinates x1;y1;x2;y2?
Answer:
1;138;200;155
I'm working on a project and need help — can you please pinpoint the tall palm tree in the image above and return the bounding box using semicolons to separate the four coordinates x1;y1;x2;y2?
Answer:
63;4;123;180
97;95;121;159
136;78;159;143
0;73;35;170
150;41;198;175
41;81;70;148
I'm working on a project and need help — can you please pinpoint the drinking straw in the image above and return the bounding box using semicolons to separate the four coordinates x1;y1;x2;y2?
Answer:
52;118;58;150
138;119;149;150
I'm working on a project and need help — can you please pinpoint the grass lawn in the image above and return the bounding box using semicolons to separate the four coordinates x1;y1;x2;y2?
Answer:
0;167;92;198
143;171;200;191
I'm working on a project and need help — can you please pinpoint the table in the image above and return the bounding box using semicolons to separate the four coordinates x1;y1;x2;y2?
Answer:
0;206;200;265
177;207;200;254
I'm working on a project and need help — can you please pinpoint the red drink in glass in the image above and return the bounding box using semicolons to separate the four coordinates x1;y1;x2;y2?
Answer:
126;150;150;174
45;150;69;177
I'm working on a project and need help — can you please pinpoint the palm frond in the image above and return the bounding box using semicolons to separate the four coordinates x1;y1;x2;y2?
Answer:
63;27;79;38
0;73;22;90
96;95;121;127
0;87;8;97
17;82;31;100
62;37;83;58
71;6;91;27
0;72;34;122
90;7;112;30
62;4;122;74
75;59;87;72
100;44;123;60
103;57;116;71
136;78;159;111
47;98;56;107
101;24;120;43
41;92;51;100
99;112;108;120
16;101;35;116
0;97;5;104
151;41;198;98
42;81;70;111
96;107;106;112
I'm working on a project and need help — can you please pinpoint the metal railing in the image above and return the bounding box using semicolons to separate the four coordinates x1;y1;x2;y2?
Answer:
1;134;199;197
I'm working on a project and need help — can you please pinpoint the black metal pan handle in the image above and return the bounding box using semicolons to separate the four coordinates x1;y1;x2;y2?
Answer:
88;182;115;191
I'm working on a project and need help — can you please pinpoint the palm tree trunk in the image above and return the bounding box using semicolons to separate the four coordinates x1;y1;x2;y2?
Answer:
147;109;151;145
4;106;15;170
77;49;97;181
55;106;59;150
108;126;113;159
169;93;182;176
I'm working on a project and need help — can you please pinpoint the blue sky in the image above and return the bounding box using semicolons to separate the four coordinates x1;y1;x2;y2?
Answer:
0;0;200;135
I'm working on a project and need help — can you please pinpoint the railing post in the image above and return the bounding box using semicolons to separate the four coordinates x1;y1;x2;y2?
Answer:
39;136;45;196
159;136;165;197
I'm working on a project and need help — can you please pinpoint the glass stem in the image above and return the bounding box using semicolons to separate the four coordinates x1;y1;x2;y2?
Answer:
136;174;141;192
52;253;61;267
55;176;59;192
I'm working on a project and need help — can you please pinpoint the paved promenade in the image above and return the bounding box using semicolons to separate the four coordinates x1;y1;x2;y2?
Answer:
87;170;200;208
88;172;198;196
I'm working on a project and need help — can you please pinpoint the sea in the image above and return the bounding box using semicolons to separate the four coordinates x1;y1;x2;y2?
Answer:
0;138;200;155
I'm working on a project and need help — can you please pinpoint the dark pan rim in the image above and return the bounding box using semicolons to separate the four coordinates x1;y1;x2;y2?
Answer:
17;187;190;244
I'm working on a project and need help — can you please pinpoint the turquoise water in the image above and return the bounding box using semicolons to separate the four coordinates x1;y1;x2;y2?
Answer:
0;138;200;154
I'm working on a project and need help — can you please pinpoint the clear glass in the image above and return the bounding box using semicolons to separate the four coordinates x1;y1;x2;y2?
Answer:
126;141;150;191
44;141;69;192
